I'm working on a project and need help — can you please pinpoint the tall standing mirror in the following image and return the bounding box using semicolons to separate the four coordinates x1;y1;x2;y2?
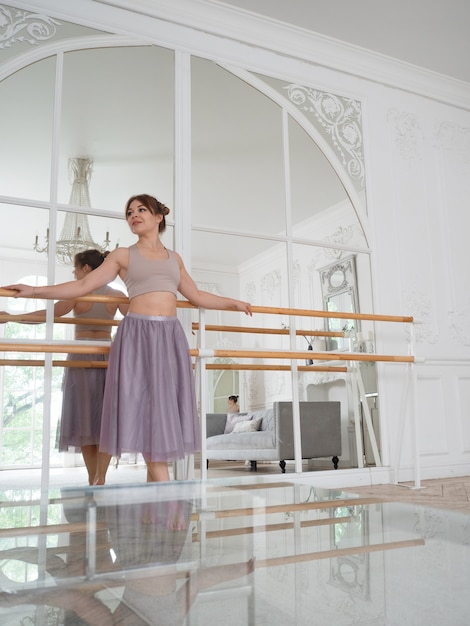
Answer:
320;255;360;351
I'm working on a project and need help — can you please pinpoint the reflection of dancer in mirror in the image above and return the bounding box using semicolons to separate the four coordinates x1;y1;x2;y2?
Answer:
4;194;252;483
0;495;255;625
107;496;256;625
227;394;240;413
1;249;128;485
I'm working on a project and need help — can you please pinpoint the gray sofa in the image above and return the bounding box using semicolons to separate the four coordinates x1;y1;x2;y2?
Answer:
205;401;341;472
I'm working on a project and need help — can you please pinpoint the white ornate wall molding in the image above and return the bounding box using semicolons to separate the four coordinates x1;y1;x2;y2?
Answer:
284;84;364;194
265;371;286;399
387;109;424;160
244;281;256;305
0;4;60;48
305;372;346;386
403;289;439;344
195;281;221;295
434;121;470;170
307;223;361;271
322;224;362;261
6;0;470;109
448;308;470;346
246;370;264;406
292;260;301;308
261;269;281;305
212;336;239;352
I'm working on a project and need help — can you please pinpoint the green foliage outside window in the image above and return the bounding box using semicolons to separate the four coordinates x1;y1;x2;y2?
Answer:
1;316;65;468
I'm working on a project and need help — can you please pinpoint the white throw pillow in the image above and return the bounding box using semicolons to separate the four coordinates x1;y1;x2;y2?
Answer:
232;418;262;433
224;413;250;434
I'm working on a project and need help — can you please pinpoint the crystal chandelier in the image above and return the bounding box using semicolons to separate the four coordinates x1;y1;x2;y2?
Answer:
33;157;111;265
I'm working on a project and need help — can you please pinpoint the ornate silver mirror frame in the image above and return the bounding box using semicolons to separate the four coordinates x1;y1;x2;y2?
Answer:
319;255;360;350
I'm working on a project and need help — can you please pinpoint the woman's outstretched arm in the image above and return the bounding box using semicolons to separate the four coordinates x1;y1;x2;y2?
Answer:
2;249;124;302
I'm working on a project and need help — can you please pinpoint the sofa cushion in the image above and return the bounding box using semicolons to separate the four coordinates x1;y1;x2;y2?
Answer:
233;417;262;433
206;430;276;451
224;413;250;434
255;408;274;432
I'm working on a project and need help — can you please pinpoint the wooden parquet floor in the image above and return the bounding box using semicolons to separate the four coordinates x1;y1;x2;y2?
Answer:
4;465;470;515
343;477;470;514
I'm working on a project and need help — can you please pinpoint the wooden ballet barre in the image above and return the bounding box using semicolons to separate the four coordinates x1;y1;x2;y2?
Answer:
0;343;109;355
190;496;384;521
0;359;108;368
0;521;108;538
183;298;413;324
204;363;348;372
190;348;415;364
0;344;413;364
212;481;293;491
0;359;344;373
0;313;119;326
255;538;425;569
0;288;413;323
0;288;129;305
192;323;344;337
251;305;413;323
192;515;354;541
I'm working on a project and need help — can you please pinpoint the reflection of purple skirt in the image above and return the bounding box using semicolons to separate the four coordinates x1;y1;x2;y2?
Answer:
100;314;200;462
58;351;108;451
105;498;193;567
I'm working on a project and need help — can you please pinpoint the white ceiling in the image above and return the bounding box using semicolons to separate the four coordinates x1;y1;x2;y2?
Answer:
219;0;470;84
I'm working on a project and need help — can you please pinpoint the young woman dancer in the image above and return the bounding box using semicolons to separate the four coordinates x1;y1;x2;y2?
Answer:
4;194;252;483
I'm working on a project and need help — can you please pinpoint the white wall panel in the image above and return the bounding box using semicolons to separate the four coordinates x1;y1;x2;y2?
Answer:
457;376;470;453
416;375;448;455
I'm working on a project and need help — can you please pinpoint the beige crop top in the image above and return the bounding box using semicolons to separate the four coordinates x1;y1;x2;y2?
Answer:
124;244;180;299
74;286;115;333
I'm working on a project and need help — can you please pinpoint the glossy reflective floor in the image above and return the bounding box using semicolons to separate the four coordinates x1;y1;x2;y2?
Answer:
1;470;470;625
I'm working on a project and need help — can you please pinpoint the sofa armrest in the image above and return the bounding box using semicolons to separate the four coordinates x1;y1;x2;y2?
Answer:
205;413;227;438
274;401;342;459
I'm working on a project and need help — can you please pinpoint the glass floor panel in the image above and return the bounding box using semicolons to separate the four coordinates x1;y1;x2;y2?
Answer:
0;476;469;625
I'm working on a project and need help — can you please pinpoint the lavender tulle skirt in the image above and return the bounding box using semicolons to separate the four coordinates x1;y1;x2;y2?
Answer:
100;313;200;462
58;350;108;451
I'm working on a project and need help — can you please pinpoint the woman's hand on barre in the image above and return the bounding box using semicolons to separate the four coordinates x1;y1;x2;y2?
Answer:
2;284;35;298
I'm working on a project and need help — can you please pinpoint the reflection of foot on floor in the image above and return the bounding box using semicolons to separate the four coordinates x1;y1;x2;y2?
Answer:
141;501;162;525
140;500;190;529
166;500;188;531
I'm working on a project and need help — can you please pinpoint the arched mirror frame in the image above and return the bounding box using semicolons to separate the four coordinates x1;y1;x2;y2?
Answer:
219;63;370;242
0;27;374;473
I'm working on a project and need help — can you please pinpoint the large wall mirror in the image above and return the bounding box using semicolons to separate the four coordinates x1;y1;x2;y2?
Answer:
0;3;374;472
